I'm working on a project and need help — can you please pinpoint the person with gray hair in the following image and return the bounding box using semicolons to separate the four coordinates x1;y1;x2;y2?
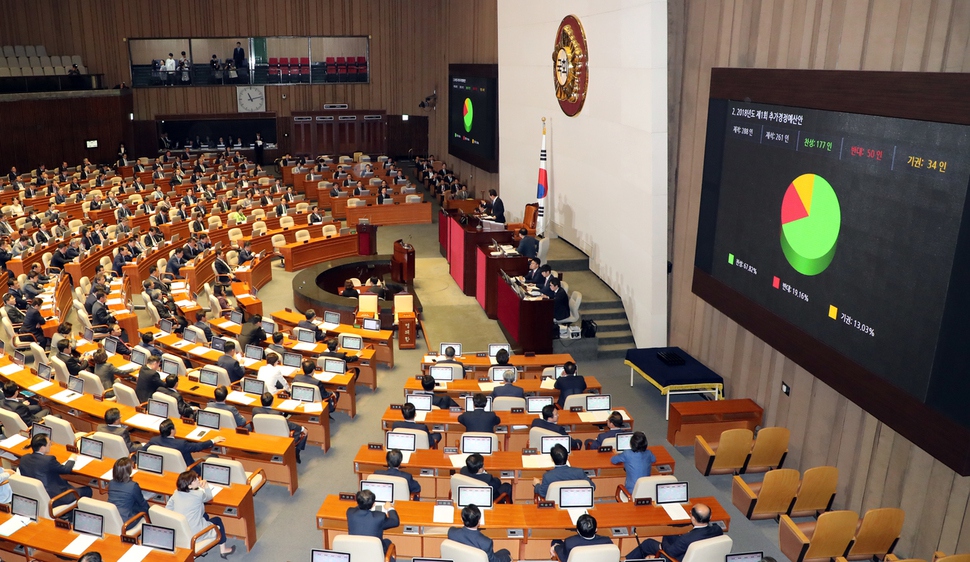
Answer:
490;368;524;398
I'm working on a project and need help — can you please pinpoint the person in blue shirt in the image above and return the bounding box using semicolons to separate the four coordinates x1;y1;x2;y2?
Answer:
610;431;656;493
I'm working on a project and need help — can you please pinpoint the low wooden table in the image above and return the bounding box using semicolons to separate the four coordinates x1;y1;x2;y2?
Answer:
667;398;763;447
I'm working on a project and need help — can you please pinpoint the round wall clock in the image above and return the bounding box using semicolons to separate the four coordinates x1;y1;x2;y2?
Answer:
552;15;589;117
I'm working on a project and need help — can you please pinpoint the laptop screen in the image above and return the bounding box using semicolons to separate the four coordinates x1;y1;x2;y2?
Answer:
142;524;177;552
83;328;95;342
341;335;363;351
137;451;164;474
242;378;265;395
161;358;180;376
406;394;432;411
31;424;52;440
429;365;453;382
183;328;198;343
541;435;571;454
323;311;341;325
67;376;83;394
464;396;492;412
12;494;37;521
12;351;25;366
37;363;52;381
260;320;275;334
199;368;220;386
439;342;462;356
726;553;764;562
487;343;511;358
554;365;566;379
615;432;634;451
656;482;689;504
291;385;316;402
245;345;263;360
229;310;244;324
283;352;302;368
210;336;226;352
461;434;493;455
147;399;169;419
413;559;455;562
74;510;104;538
312;550;351;562
491;367;516;382
526;396;554;414
104;337;119;354
559;486;594;509
202;463;231;486
297;329;316;343
131;348;147;366
323;358;346;374
158;318;174;334
385;431;416;452
360;480;394;503
362;318;380;331
197;410;221;430
79;437;104;460
457;486;493;509
586;394;612;411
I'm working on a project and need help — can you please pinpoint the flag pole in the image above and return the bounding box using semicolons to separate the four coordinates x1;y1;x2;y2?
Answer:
536;117;548;237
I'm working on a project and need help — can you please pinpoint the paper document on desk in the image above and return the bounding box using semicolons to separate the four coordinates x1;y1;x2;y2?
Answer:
51;389;82;403
401;451;413;464
521;455;555;469
28;380;53;392
235;266;250;272
0;364;23;376
302;402;324;414
126;413;166;431
540;378;556;390
0;434;28;449
118;544;153;562
422;355;437;363
449;453;470;468
170;339;192;348
477;382;496;392
215;319;235;328
62;533;99;555
567;508;588;525
171;282;187;290
209;485;224;498
186;427;211;441
278;366;298;377
227;391;256;405
322;322;339;331
314;372;337;383
175;300;195;308
578;411;612;423
239;357;258;368
235;293;252;300
0;516;29;537
662;503;691;521
188;347;210;356
106;298;124;306
73;455;97;471
414;411;428;423
278;399;301;411
293;342;317;351
433;505;455;524
121;361;141;371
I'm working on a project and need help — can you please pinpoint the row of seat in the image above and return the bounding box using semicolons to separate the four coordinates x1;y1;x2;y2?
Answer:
0;54;84;68
780;508;905;562
695;426;790;475
2;45;52;57
0;65;86;77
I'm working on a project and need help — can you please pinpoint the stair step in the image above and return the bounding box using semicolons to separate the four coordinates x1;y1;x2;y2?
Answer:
598;330;635;345
579;300;623;311
597;342;631;359
581;308;628;321
590;318;630;332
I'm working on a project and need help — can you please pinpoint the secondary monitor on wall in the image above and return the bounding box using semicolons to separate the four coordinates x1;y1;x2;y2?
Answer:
448;64;498;173
693;68;970;475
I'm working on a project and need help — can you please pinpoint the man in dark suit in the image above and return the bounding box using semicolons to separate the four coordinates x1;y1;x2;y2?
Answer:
531;404;581;450
538;265;555;296
206;385;246;427
516;229;539;258
460;452;511;502
448;505;512;562
237;314;265;350
97;407;141;452
294;360;338;414
253;392;307;463
297;310;326;341
193;312;213;342
146;419;224;473
375;448;420;496
391;403;440;447
585;411;628;449
554;361;586;407
232;42;245;69
166;247;185;278
436;345;465;371
91;291;116;331
237;241;255;265
55;339;83;378
346;489;399;555
49;243;71;270
491;369;524;398
625;503;722;559
457;393;501;433
21;298;49;348
157;374;196;419
533;444;595;499
548;276;569;322
1;381;48;425
20;434;93;506
551;514;614;561
420;375;459;409
217;341;245;383
487;189;506;223
135;354;164;403
4;293;25;324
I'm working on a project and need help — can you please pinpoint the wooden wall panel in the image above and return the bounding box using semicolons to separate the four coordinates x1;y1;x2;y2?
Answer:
669;0;970;558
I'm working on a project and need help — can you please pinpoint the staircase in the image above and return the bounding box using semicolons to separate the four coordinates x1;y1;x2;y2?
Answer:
546;239;634;360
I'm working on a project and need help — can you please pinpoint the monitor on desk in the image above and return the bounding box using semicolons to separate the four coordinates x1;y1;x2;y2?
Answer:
429;365;453;382
461;434;493;455
283;352;302;368
491;367;516;382
297;329;316;344
131;348;148;366
487;343;511;358
147;399;169;419
161;358;180;376
541;435;571;454
36;363;52;381
586;394;611;412
12;494;37;521
210;336;226;352
136;451;164;475
199;368;220;386
726;553;764;562
559;486;594;509
464;395;492;412
457;485;493;509
406;393;432;412
439;342;462;357
30;424;52;440
311;550;351;562
526;396;554;414
362;318;380;331
142;524;177;552
67;375;83;394
242;377;265;396
260;320;275;334
183;328;198;344
202;462;231;487
323;358;346;374
360;480;394;504
323;311;341;325
291;385;316;403
12;351;24;366
104;337;119;354
245;344;263;361
79;436;104;460
158;318;174;334
83;328;95;342
656;482;689;504
341;335;363;351
385;431;416;452
229;310;244;324
197;410;221;430
73;509;105;538
554;365;566;379
413;559;455;562
615;432;634;451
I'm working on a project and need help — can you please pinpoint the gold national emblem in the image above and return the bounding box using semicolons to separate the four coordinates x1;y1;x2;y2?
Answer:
552;15;588;117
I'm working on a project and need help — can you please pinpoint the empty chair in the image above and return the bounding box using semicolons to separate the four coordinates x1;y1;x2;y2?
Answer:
279;216;295;229
322;224;338;237
492;396;525;411
2;317;35;352
203;458;267;496
440;539;489;562
347;197;362;208
789;466;838;517
529;426;563;449
387;427;430;450
78;371;107;397
50;55;61;66
615;474;678;503
77;497;142;537
208;216;223;229
745;426;790;473
24;45;36;57
357;293;379;318
364;473;413;502
295;229;311;243
332;534;394;562
779;510;859;562
845;508;905;560
271;234;287;257
9;474;78;520
672;535;734;562
147;445;194;474
562;393;595;411
228;228;243;247
89;431;132;460
148;505;221;558
49;355;72;384
203;407;238;429
537;237;551;263
695;428;754;476
252;413;292;440
405;194;422;203
0;408;28;437
545;480;593;505
152;391;179;414
114;384;141;408
392;293;413;325
732;468;800;520
561;543;621;562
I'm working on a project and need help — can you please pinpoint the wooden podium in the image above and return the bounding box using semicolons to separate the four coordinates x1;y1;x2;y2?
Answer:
391;239;415;283
397;312;417;349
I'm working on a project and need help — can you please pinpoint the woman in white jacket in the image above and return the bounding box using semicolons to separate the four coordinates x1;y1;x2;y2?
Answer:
166;471;235;558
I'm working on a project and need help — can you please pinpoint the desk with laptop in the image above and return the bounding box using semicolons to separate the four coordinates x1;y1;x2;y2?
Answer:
271;309;396;368
421;342;576;378
402;365;604;401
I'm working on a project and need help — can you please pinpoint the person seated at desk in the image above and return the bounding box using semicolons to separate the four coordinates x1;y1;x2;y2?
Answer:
419;374;459;409
22;297;49;347
166;247;185;278
436;345;465;371
585;411;629;449
237;241;255;265
625;502;721;560
448;505;512;562
516;228;539;258
167;470;236;558
135;354;165;403
491;369;524;398
97;407;143;453
237;314;266;350
347;488;399;557
547;277;570;323
322;338;360;366
611;430;655;493
207;385;247;427
460;452;511;502
4;293;25;324
392;402;441;447
296;310;327;341
55;339;84;378
1;380;48;425
340;280;359;298
253;392;307;463
551;514;613;561
376;448;421;496
532;444;595;499
295;359;339;415
217;341;245;383
148;419;224;475
194;312;213;341
307;205;326;224
21;433;93;505
457;393;501;433
267;332;286;357
531;404;582;450
537;264;555;296
257;354;289;392
49;243;71;270
107;457;150;533
92;348;131;398
523;257;542;284
140;332;163;357
554;361;585;408
156;374;197;419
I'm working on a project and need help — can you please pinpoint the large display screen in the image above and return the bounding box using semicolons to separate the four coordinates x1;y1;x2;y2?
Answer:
448;64;498;173
692;69;970;474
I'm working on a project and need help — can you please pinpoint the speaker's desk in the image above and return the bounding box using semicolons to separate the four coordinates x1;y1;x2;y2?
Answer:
316;495;729;561
402;377;603;400
351;444;673;502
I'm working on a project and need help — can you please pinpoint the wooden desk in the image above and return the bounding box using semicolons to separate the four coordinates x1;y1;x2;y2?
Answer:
279;233;359;272
667;398;763;447
446;212;515;296
401;377;603;399
419;353;575;377
497;276;553;354
317;495;729;560
330;194;410;220
180;248;217;294
476;244;529;319
230;281;262;317
346;201;433;227
234;255;273;291
272;310;395;368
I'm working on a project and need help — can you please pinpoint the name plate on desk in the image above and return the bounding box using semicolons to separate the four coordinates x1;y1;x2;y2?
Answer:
655;464;672;474
507;529;523;538
436;499;454;506
234;427;249;435
510;407;524;414
449;407;461;413
55;519;71;529
598;446;614;453
339;493;356;501
443;447;458;455
521;448;538;455
390;404;403;410
570;406;584;412
181;417;196;425
635;498;652;506
368;443;383;450
477;377;489;382
612;527;629;537
121;535;137;544
537;500;555;509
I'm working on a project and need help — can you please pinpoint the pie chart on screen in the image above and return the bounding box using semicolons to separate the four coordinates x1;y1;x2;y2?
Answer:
780;173;841;276
463;98;474;132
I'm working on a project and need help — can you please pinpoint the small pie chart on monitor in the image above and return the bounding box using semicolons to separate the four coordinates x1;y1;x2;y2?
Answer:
780;173;841;276
463;98;474;132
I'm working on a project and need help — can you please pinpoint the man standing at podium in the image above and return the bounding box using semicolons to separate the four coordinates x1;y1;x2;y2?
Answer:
487;189;505;223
